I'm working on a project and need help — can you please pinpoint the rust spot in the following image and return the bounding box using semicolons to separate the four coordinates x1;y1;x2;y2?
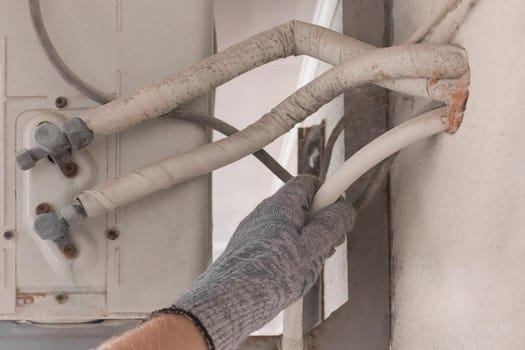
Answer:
60;161;79;178
17;293;47;307
35;202;53;215
375;70;392;80
446;74;470;133
432;65;446;78
430;66;447;86
62;243;78;259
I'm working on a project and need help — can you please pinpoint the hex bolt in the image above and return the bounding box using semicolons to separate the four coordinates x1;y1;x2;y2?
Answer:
62;117;94;150
3;231;15;240
16;149;36;170
16;147;48;170
34;123;65;152
55;293;68;304
106;228;120;241
55;96;68;109
35;203;53;215
62;244;78;259
60;161;79;178
33;213;69;241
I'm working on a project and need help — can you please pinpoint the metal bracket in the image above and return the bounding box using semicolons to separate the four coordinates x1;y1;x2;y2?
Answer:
298;123;325;177
298;122;325;332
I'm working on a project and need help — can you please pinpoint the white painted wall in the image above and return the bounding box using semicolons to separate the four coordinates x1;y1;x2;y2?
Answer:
391;1;525;348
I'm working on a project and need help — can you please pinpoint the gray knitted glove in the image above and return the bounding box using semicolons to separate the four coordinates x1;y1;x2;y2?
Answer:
155;176;355;350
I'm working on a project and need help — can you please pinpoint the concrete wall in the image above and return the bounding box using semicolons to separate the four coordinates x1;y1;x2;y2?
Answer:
390;1;525;348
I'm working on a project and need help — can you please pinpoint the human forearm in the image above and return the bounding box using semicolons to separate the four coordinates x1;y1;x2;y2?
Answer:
97;177;354;350
98;315;207;350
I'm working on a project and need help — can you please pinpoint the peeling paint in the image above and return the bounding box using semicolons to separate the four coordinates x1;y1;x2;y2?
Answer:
446;73;470;133
16;293;47;307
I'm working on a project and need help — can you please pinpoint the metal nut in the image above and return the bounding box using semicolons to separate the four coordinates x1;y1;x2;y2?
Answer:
16;149;37;170
16;147;48;171
33;123;69;155
33;213;69;241
62;117;94;150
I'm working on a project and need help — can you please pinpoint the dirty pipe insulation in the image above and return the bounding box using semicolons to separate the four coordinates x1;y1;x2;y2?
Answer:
74;45;467;218
79;20;458;135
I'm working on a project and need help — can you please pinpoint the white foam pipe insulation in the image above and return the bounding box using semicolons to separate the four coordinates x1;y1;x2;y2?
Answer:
75;44;467;218
79;21;459;136
312;107;449;213
405;0;462;44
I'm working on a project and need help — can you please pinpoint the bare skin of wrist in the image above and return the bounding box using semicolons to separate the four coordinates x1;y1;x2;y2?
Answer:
98;315;207;350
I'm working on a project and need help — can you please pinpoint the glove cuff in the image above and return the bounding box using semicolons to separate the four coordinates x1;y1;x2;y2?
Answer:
152;306;215;350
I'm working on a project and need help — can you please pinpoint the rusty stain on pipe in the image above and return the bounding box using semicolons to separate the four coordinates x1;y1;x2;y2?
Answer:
446;73;470;133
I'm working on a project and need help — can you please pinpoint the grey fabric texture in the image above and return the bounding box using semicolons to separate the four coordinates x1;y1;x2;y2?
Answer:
156;176;355;350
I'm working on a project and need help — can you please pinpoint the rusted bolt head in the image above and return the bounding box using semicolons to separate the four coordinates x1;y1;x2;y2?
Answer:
106;228;119;241
55;293;68;304
3;231;15;240
35;203;53;215
55;96;68;109
62;243;78;259
61;161;78;178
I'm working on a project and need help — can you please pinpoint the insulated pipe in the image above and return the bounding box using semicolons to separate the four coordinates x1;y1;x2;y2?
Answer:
171;111;293;183
405;0;462;44
75;45;466;219
425;0;479;44
79;21;462;136
26;0;292;182
311;107;449;214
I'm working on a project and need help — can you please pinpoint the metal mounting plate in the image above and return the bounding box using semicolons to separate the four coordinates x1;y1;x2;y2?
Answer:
0;0;213;322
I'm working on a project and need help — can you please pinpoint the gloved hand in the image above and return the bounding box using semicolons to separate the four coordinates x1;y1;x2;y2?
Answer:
154;176;355;350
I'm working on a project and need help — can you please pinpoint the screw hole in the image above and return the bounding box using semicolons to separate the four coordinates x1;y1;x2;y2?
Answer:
55;294;68;304
3;231;14;240
106;228;120;241
55;96;68;109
